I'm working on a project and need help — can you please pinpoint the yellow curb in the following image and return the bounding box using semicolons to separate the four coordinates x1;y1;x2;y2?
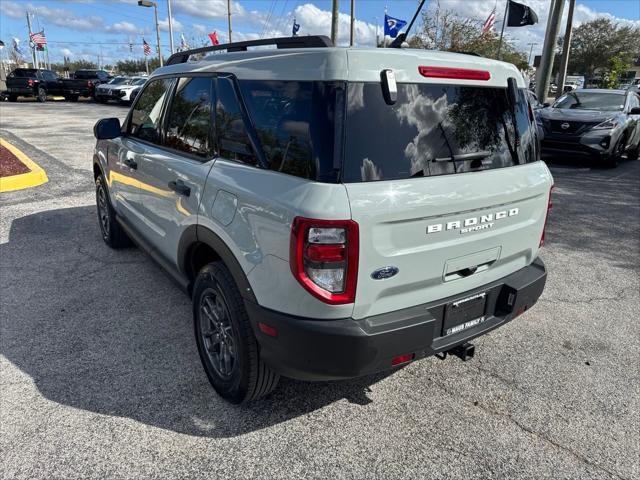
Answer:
0;138;49;192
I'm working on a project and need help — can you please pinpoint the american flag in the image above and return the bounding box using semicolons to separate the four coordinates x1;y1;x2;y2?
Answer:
143;39;151;56
30;30;47;46
482;8;496;33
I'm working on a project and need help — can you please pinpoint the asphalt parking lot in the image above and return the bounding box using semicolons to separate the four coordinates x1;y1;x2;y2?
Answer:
1;100;638;480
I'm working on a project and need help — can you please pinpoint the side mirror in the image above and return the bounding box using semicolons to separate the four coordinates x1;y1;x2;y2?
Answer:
94;118;121;140
629;107;640;115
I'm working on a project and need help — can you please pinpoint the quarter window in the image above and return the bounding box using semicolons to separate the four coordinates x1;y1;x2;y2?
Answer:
164;77;215;158
216;76;256;165
128;78;173;145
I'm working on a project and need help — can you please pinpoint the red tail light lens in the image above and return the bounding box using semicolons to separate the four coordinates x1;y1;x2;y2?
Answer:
28;79;34;87
87;81;92;87
419;66;491;81
539;185;554;247
290;217;359;305
391;353;415;366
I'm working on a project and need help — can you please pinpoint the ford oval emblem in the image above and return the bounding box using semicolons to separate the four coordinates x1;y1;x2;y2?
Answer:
371;266;399;280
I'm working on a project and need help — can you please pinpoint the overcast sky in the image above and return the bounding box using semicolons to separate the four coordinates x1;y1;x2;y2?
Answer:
1;0;638;65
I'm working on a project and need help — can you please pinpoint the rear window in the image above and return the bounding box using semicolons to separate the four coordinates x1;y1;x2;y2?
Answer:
74;70;98;79
341;83;536;182
11;69;38;78
553;91;625;111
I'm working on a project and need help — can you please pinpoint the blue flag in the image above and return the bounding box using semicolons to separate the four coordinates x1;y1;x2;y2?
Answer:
384;14;407;38
292;18;300;36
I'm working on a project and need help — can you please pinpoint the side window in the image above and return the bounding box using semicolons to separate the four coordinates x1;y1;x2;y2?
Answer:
128;78;173;145
164;77;215;158
216;76;256;165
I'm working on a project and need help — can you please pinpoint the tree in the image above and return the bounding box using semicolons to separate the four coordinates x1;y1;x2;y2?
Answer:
565;18;640;81
413;5;529;70
115;58;161;74
601;55;632;89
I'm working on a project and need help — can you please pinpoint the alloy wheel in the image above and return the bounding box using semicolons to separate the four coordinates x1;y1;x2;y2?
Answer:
199;288;236;379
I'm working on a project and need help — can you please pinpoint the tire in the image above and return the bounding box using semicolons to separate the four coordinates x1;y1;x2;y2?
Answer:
627;144;639;161
36;87;47;103
193;262;279;404
95;175;131;249
66;95;79;102
605;136;627;168
8;94;17;102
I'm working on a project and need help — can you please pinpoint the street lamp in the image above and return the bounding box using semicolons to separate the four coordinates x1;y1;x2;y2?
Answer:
137;0;163;67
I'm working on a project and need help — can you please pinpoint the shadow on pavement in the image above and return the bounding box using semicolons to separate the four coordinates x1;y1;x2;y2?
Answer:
1;206;393;438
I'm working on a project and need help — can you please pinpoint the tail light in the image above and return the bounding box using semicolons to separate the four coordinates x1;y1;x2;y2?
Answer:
87;81;92;87
28;79;34;87
539;185;554;247
290;217;359;305
419;66;491;81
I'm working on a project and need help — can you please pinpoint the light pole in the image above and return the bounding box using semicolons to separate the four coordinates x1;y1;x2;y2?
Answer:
527;42;538;66
138;0;163;67
166;0;174;54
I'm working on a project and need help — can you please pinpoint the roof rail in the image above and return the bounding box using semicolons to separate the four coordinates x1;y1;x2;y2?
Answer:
166;35;334;66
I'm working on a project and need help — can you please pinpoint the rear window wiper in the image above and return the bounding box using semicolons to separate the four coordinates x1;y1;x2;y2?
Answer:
434;151;491;162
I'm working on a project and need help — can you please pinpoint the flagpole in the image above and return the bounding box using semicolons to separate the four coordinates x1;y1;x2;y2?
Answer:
227;0;233;43
497;0;509;59
26;12;37;68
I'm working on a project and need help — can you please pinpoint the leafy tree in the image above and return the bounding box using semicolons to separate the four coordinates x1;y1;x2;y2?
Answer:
412;5;529;70
115;58;161;75
564;18;640;80
601;55;632;89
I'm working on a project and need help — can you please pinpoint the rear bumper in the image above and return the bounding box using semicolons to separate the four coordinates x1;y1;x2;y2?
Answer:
7;87;35;96
246;258;547;381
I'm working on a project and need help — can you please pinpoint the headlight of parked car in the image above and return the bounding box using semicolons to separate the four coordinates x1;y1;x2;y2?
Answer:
592;119;619;130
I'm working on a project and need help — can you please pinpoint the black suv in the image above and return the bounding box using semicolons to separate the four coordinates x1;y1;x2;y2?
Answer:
6;68;63;102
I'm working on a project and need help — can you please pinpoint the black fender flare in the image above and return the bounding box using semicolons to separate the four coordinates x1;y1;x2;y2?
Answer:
178;225;257;303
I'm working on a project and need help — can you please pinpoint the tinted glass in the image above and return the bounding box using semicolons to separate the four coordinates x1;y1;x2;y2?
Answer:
108;77;128;85
342;83;536;182
553;91;625;111
74;70;98;79
128;78;172;144
239;80;341;181
11;69;38;78
165;77;214;158
216;76;256;165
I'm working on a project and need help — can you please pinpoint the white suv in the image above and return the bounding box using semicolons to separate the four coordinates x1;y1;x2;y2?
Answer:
93;36;553;403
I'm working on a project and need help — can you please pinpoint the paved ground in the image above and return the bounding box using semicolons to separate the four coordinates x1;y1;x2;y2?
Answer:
1;101;638;480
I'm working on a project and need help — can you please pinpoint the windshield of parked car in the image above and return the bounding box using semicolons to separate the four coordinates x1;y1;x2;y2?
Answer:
108;77;129;85
10;69;39;78
133;78;147;86
553;91;625;111
341;83;536;182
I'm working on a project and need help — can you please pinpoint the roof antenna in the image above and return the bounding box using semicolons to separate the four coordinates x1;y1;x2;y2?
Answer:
389;0;426;48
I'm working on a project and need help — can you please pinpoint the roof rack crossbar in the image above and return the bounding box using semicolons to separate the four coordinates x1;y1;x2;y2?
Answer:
166;36;333;66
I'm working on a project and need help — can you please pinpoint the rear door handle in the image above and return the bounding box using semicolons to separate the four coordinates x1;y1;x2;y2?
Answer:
123;158;137;169
168;179;190;197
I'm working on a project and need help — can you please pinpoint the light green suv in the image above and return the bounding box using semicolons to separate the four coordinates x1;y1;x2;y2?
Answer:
93;36;553;404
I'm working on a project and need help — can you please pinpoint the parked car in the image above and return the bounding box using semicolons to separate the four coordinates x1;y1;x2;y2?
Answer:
5;68;64;102
93;36;552;404
94;76;131;103
96;77;147;104
537;89;640;167
62;69;110;101
628;79;640;95
527;90;545;142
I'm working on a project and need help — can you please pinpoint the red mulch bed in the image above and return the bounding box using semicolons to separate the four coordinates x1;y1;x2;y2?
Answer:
0;144;31;177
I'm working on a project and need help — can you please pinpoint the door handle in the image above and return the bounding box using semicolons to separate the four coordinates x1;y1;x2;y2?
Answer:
168;179;191;197
123;158;137;169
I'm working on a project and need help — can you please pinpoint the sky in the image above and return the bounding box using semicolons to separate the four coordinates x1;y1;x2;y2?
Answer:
0;0;639;66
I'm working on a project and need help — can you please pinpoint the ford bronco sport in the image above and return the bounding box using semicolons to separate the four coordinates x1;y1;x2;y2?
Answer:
93;36;553;404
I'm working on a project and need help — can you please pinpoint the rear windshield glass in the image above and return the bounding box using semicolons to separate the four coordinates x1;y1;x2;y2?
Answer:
74;70;98;79
342;83;536;182
553;91;625;111
11;69;39;78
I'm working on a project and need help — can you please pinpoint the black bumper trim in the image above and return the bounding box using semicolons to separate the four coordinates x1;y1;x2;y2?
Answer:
246;258;547;381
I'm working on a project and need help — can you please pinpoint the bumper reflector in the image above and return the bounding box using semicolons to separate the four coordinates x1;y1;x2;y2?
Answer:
391;353;415;366
258;322;278;337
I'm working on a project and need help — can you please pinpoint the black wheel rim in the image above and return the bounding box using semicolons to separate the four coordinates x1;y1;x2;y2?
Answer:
96;183;110;239
199;288;236;380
